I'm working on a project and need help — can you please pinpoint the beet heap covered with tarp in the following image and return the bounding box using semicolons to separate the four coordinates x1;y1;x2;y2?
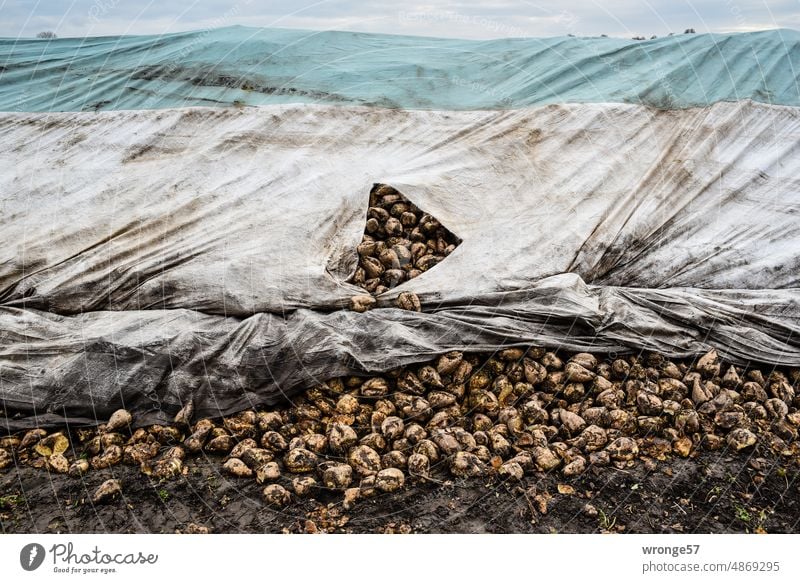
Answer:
1;27;800;429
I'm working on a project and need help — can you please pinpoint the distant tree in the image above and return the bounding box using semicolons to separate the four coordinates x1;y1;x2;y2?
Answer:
632;36;645;40
36;31;56;39
684;28;696;34
650;35;658;39
600;34;608;38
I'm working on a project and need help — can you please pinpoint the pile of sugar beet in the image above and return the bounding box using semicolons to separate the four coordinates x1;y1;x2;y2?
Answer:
2;185;799;509
2;347;799;508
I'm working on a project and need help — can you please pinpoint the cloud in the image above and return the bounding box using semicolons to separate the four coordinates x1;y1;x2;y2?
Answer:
1;0;798;39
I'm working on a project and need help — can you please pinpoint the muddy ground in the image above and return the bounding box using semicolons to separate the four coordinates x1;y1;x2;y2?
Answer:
2;450;798;534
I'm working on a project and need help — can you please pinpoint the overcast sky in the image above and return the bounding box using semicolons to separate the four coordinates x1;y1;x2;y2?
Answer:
2;0;799;39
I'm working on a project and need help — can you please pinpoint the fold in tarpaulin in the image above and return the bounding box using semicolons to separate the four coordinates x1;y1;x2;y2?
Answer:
1;27;799;112
2;278;799;430
1;98;800;428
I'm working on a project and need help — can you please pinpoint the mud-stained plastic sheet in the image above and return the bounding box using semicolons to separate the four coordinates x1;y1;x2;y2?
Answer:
2;100;800;428
3;278;800;430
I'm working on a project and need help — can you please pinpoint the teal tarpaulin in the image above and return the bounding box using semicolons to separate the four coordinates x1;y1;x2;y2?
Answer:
1;26;799;112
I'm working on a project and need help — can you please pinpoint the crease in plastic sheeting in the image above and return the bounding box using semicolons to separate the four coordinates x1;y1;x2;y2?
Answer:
5;277;800;430
322;184;374;302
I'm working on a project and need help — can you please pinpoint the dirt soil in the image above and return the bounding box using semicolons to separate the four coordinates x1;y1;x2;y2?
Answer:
2;450;798;534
